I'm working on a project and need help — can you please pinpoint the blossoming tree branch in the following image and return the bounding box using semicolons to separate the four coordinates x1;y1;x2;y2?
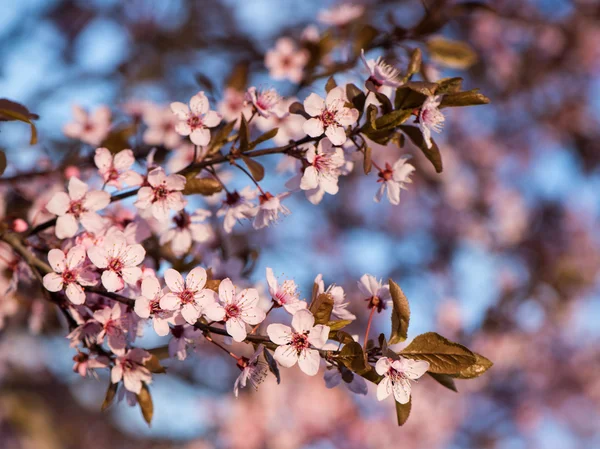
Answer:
0;3;493;427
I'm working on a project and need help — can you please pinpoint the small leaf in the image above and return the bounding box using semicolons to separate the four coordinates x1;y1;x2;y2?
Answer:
0;104;38;145
144;354;167;374
0;99;39;121
395;398;411;426
330;330;355;345
427;37;478;69
453;352;493;379
403;81;438;97
101;382;118;411
0;150;6;176
263;347;281;384
325;76;337;93
406;48;422;79
195;73;215;93
394;87;428;110
238;115;250;152
289;101;310;119
309;293;334;325
326;319;353;331
374;109;413;131
205;279;221;293
241;155;265;182
374;92;393;114
435;77;463;95
182;176;223;196
137;383;154;426
428;372;458;392
440;90;490;108
388;279;410;345
363;146;372;175
207;120;237;155
336;341;371;375
250;128;279;149
399;125;443;173
226;61;249;91
400;332;477;375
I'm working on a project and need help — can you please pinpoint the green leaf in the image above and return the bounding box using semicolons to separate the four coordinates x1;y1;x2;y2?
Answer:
336;341;371;375
241;155;265;182
363;146;372;175
374;92;393;114
0;150;6;176
395;397;411;426
452;352;493;379
326;319;353;331
394;87;428;110
263;347;281;384
329;330;355;345
435;77;463;95
288;101;311;119
374;109;413;131
388;279;410;344
403;81;438;97
428;372;458;392
137;383;154;426
101;382;118;411
182;176;223;196
309;293;334;325
325;76;337;93
399;125;443;173
0;106;38;145
400;332;477;375
440;90;491;108
250;128;279;149
427;37;478;69
346;84;367;118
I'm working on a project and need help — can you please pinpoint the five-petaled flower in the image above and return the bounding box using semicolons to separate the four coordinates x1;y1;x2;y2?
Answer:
46;177;111;239
135;276;182;336
245;87;281;118
265;38;310;84
375;156;415;205
267;309;329;376
358;274;392;312
234;344;268;397
303;87;359;145
160;267;216;325
360;49;403;88
111;348;153;394
87;231;146;292
43;245;97;305
253;191;291;229
418;95;445;149
94;303;128;355
217;187;257;233
170;91;222;146
159;209;213;257
266;267;306;314
375;356;429;404
63;105;111;146
94;147;143;189
134;167;187;221
205;278;266;342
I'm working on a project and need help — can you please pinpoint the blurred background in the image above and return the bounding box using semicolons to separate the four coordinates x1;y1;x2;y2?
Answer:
1;0;600;448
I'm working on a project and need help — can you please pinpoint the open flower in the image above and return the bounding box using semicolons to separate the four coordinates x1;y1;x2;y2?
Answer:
63;105;111;146
303;87;359;145
142;104;182;149
267;309;329;376
159;209;213;257
205;278;266;342
360;49;403;88
46;177;111;239
134;167;187;221
297;138;345;204
159;267;216;325
418;95;445;149
94;147;143;189
234;344;268;397
253;191;291;229
111;348;153;394
43;246;97;305
94;303;127;355
314;273;355;321
245;87;281;118
375;156;415;205
217;187;257;233
358;274;392;312
135;276;182;336
265;38;309;84
170;91;221;146
266;267;306;314
375;356;429;404
218;88;253;125
87;231;146;292
255;97;306;145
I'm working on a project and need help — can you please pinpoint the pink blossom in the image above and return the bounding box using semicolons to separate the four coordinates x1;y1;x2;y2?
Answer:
217;187;257;233
253;191;291;229
159;209;213;257
358;274;392;312
303;87;359;145
63;105;111;146
168;325;202;361
159;267;216;325
142;104;182;149
360;49;403;88
267;309;329;376
234;344;268;397
42;246;97;305
94;147;143;189
245;87;281;118
134;167;187;221
72;352;110;378
295;138;345;204
218;88;253;125
94;303;128;355
314;273;355;321
265;38;309;84
134;276;183;336
419;95;445;149
374;156;415;205
204;278;266;342
318;4;364;26
87;231;146;292
265;267;306;314
255;97;306;146
46;177;111;239
375;356;429;404
111;348;153;394
170;91;221;146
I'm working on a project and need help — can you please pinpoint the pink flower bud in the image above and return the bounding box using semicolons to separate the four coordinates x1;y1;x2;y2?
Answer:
12;218;29;232
64;165;81;179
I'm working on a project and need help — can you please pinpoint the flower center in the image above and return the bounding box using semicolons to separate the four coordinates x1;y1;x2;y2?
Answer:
154;184;170;201
108;258;123;273
365;295;386;313
107;168;119;181
378;163;394;182
320;109;337;127
291;332;310;353
187;115;203;130
150;298;162;314
68;200;86;218
225;303;240;319
62;269;77;284
174;211;191;229
179;289;195;304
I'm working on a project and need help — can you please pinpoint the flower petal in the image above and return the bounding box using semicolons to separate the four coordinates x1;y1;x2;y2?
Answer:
291;309;315;333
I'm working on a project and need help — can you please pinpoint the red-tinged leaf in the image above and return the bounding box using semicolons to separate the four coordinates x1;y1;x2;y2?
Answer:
101;382;118;412
137;383;154;426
